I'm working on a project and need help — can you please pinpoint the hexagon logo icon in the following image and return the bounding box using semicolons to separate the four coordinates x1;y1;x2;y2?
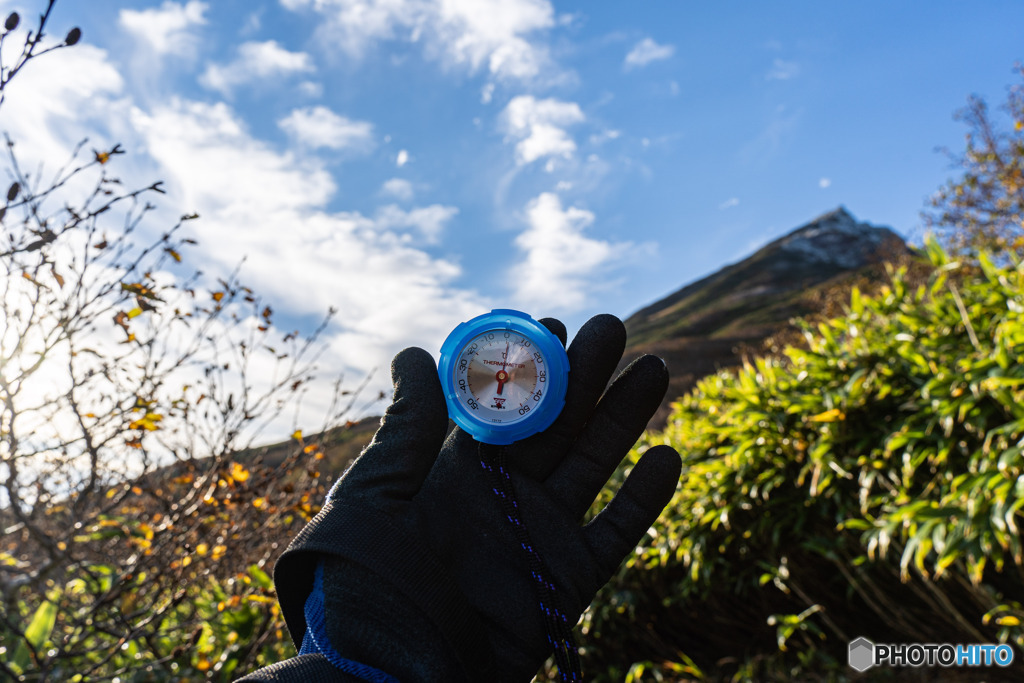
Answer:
848;637;875;672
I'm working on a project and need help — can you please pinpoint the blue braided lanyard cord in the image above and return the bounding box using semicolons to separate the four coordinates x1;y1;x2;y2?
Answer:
479;443;583;682
300;559;402;683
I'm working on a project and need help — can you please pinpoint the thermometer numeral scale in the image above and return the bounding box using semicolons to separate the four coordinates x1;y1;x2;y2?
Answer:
439;309;569;445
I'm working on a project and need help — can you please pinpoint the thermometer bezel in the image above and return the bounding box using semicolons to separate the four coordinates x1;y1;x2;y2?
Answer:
439;309;569;445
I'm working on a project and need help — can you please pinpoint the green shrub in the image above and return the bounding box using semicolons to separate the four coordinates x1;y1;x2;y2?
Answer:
580;240;1024;680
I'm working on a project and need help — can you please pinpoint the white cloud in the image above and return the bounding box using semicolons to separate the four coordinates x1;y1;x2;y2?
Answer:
512;193;628;311
299;81;325;98
719;197;739;210
589;129;620;146
0;26;484;454
380;178;414;201
131;99;484;426
200;40;314;95
766;58;800;80
0;44;126;170
624;37;674;69
119;1;207;56
502;95;584;165
819;177;831;188
481;82;495;104
243;10;263;35
396;149;409;167
375;204;458;243
133;100;334;215
278;106;375;152
281;0;557;82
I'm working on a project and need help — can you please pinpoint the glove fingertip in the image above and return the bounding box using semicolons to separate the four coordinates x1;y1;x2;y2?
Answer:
583;444;681;581
538;317;567;348
635;444;682;504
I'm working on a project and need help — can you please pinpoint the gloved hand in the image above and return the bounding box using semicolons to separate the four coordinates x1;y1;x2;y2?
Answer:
249;314;681;682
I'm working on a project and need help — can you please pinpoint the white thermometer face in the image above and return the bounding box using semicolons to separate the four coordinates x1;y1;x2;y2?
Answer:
451;328;548;426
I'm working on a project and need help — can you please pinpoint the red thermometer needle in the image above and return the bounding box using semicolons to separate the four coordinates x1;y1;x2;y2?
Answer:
495;342;510;394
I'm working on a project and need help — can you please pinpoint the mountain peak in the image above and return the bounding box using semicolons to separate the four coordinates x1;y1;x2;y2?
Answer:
622;207;912;428
771;206;901;270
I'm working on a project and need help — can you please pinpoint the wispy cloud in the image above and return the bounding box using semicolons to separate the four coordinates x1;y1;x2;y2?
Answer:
375;204;458;243
624;37;675;69
502;95;584;165
380;178;414;202
200;40;314;95
119;1;207;56
819;177;831;188
589;129;621;146
766;58;800;80
738;106;802;166
719;197;740;210
278;106;374;153
281;0;559;83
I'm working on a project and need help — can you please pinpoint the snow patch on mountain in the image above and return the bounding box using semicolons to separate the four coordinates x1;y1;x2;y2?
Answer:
777;206;900;269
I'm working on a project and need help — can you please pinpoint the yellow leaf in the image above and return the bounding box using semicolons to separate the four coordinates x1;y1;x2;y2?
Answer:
126;307;144;319
128;413;163;431
997;615;1021;626
95;151;110;165
292;430;303;441
304;444;317;454
196;543;208;555
809;408;845;422
165;247;181;262
229;462;249;483
212;544;227;561
252;497;267;510
212;291;225;302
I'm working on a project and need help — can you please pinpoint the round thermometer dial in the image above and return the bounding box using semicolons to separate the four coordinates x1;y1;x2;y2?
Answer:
439;309;569;445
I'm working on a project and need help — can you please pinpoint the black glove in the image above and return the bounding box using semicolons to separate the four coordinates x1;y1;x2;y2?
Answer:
238;314;682;682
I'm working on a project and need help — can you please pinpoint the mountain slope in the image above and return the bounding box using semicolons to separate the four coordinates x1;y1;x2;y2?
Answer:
620;206;914;428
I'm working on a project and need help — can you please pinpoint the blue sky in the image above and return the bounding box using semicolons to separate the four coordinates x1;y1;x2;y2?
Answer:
2;0;1022;430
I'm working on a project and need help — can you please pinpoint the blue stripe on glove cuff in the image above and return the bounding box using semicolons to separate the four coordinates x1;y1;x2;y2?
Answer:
300;559;401;683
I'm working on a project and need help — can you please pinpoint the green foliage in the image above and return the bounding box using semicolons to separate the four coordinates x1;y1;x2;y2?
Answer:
580;240;1024;679
2;557;296;681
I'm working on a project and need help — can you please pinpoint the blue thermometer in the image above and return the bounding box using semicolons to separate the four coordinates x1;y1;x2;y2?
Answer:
439;309;569;445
